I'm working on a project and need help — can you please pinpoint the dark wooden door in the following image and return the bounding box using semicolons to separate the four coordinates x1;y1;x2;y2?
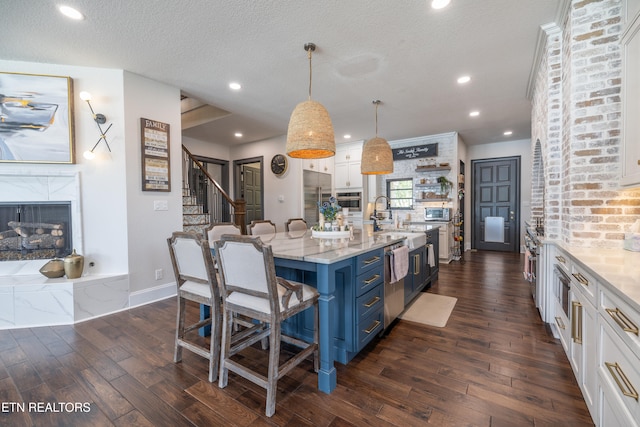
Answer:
243;165;262;224
472;157;520;252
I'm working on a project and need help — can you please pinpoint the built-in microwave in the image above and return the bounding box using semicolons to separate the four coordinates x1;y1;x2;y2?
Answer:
424;207;451;221
336;191;362;212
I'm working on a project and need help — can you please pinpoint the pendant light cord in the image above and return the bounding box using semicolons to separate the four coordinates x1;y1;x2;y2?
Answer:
375;102;379;137
373;100;381;137
308;48;313;101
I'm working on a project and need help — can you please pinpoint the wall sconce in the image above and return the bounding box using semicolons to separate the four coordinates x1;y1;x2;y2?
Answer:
79;91;112;160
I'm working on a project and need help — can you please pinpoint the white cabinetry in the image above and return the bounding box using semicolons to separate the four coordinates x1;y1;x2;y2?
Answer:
303;158;334;176
569;283;598;419
621;12;640;186
335;142;363;189
543;244;640;426
598;285;640;427
429;222;452;262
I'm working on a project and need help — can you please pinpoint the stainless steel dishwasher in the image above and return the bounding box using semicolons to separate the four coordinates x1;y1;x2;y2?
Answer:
383;242;406;329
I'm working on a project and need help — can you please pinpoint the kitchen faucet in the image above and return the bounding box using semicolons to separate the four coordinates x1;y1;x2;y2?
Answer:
371;195;392;232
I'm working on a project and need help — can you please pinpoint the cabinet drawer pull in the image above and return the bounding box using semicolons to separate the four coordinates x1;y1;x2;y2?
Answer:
363;320;381;334
605;307;639;335
605;362;639;401
363;296;380;308
555;255;566;263
363;256;380;265
414;254;420;275
555;316;565;330
362;274;380;285
571;272;589;286
571;301;582;344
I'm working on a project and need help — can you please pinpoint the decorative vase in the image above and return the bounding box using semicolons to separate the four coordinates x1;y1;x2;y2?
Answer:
63;249;84;279
319;213;325;229
324;222;332;231
39;258;65;278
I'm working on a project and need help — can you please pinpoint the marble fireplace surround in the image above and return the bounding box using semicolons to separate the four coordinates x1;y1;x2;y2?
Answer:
0;171;130;329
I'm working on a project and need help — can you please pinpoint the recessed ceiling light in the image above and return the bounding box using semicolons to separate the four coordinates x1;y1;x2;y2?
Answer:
457;75;471;84
504;131;513;136
431;0;451;9
234;132;243;137
469;111;480;117
343;134;351;139
229;82;241;90
58;5;84;20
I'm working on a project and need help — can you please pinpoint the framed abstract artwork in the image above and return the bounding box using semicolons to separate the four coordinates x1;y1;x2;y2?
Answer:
0;71;75;164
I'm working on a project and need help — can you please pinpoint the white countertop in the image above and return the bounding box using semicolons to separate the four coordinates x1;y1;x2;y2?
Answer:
261;226;400;264
552;241;640;312
263;225;434;264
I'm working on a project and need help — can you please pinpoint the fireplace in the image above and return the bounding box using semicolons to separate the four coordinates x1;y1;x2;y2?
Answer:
0;202;72;261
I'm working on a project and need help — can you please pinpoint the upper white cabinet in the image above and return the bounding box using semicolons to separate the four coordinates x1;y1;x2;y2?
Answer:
302;158;334;176
621;12;640;187
335;142;363;189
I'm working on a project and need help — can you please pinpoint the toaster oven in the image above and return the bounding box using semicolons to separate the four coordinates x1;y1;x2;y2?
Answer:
424;207;451;221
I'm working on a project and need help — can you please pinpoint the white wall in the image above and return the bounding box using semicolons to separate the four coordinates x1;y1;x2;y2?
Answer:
467;138;532;251
230;135;303;232
182;136;230;161
0;61;185;302
0;60;130;275
123;72;183;294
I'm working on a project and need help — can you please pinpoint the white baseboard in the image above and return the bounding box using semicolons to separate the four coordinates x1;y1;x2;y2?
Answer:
129;282;176;308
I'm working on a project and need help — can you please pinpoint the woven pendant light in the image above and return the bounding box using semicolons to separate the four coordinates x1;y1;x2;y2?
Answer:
361;100;393;175
286;43;335;159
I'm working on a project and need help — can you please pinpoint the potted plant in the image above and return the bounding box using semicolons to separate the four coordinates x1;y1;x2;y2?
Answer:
437;176;453;197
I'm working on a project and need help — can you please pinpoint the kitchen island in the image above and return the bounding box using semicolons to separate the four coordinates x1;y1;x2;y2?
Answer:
267;227;399;394
209;224;440;394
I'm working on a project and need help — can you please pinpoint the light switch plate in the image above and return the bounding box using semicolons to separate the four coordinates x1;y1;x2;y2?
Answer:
153;200;168;211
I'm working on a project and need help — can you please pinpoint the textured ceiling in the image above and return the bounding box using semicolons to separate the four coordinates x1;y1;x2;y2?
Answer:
0;0;566;146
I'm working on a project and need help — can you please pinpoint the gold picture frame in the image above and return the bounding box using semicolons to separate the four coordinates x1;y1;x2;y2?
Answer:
0;71;75;163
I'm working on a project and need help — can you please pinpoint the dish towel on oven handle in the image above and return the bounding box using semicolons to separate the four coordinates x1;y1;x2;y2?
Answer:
427;244;436;267
390;245;409;283
523;249;531;280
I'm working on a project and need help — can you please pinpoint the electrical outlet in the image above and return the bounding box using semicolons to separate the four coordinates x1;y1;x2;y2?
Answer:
155;269;164;280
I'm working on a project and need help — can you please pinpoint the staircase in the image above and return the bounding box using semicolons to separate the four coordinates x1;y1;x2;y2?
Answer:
180;144;247;235
182;188;209;236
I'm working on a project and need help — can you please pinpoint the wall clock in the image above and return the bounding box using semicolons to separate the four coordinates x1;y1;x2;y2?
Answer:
270;154;288;177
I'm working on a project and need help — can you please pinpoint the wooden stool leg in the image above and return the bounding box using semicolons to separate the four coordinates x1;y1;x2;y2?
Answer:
265;324;281;417
174;297;186;363
218;309;234;388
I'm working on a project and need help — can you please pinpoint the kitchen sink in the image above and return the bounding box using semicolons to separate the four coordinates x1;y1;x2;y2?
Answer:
378;231;427;249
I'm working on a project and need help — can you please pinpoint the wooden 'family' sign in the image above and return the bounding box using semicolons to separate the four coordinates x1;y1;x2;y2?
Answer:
141;118;170;191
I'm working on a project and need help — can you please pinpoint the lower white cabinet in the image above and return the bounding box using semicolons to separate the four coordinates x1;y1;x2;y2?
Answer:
543;244;640;427
598;318;640;426
569;286;598;419
430;222;452;261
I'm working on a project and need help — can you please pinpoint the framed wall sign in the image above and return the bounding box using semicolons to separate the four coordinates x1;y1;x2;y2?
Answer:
141;118;170;192
392;143;438;161
0;71;75;164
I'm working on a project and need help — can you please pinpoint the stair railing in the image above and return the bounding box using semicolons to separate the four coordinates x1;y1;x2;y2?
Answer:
181;145;246;234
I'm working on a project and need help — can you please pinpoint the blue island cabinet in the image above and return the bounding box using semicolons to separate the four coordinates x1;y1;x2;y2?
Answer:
274;247;385;377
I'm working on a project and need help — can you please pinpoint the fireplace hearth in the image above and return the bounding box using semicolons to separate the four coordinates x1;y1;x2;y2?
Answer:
0;202;72;261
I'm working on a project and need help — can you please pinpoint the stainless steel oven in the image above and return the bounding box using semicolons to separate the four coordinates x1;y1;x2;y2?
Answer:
554;264;571;317
336;191;362;212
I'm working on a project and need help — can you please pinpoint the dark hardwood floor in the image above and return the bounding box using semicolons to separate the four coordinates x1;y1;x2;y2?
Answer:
0;251;594;426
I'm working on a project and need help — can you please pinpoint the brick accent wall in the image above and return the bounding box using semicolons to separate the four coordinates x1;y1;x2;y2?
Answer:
532;0;640;248
381;132;458;223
